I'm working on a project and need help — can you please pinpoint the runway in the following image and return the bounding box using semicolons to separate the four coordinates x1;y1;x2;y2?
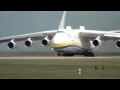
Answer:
0;56;120;59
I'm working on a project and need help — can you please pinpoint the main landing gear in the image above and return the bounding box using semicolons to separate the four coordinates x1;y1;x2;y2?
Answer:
84;52;94;57
55;52;94;57
56;53;74;57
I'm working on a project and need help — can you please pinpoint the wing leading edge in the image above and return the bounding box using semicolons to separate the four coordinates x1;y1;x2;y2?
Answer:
79;30;120;41
0;30;57;43
0;11;67;43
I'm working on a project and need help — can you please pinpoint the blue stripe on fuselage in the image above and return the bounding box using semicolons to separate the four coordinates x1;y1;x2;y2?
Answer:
53;45;82;50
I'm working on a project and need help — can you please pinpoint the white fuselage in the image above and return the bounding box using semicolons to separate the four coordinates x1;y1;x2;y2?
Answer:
50;29;97;55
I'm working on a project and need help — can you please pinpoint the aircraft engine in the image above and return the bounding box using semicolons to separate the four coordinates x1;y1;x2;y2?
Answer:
116;40;120;48
8;39;16;49
92;39;102;47
41;38;50;46
25;38;33;47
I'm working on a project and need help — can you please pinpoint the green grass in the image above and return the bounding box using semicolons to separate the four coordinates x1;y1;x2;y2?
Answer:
0;58;120;79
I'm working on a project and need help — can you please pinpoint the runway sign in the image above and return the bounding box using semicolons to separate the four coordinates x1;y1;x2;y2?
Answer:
95;65;104;70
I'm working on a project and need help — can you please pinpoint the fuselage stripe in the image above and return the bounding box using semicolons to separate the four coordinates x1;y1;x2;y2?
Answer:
51;42;82;48
52;45;82;50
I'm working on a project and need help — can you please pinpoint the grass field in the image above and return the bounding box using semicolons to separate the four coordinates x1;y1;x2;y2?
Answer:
0;58;120;79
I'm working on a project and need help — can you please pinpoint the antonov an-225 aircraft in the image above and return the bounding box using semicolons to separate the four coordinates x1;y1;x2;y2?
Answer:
0;11;120;57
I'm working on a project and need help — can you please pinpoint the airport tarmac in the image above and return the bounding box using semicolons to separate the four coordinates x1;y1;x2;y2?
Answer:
0;56;120;59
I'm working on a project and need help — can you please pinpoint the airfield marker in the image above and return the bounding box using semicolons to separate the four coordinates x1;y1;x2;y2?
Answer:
95;65;104;70
77;69;81;75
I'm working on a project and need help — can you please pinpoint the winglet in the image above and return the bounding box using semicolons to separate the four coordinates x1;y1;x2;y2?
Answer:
58;11;66;30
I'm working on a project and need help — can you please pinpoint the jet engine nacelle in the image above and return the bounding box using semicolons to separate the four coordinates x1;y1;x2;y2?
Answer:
41;38;50;46
116;40;120;48
25;38;33;47
92;39;102;47
7;39;16;49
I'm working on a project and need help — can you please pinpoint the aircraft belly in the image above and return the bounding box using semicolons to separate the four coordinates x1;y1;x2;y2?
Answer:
53;46;86;54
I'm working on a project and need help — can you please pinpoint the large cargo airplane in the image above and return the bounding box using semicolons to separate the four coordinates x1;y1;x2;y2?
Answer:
0;11;120;57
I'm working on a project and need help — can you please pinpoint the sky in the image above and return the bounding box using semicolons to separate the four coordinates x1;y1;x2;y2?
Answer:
0;11;120;52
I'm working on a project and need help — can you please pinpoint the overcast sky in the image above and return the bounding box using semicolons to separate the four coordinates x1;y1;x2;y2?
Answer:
0;11;120;52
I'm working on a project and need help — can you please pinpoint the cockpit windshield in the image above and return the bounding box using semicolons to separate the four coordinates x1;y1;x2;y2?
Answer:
57;31;65;33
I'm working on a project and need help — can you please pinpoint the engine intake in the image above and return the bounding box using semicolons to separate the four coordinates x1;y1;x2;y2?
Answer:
41;38;50;46
116;40;120;48
93;39;102;47
25;38;33;47
8;39;16;49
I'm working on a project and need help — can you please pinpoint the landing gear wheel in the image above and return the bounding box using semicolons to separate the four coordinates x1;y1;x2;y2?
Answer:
57;53;61;56
84;52;94;57
56;53;74;57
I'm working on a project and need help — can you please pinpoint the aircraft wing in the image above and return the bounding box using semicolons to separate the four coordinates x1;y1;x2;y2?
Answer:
79;30;120;41
0;30;57;43
0;11;67;44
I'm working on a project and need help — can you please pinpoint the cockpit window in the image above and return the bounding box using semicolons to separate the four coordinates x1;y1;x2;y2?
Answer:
57;31;65;33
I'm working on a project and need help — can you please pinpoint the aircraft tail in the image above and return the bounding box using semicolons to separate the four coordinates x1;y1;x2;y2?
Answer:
58;11;66;30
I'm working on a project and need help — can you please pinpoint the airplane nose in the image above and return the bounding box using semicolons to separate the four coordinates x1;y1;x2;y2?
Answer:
51;33;70;47
51;34;61;44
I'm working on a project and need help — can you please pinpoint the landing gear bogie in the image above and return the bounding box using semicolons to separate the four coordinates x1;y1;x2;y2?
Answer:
84;52;94;57
56;53;74;57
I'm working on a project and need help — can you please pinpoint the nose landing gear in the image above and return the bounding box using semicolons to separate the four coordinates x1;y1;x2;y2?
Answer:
56;53;62;56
